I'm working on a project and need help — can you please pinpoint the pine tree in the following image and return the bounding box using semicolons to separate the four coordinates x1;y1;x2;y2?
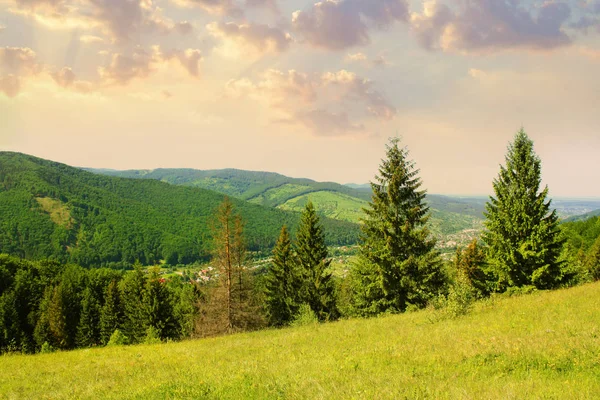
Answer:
100;280;123;345
120;263;148;343
143;267;177;340
483;129;564;290
76;287;100;347
350;137;446;316
203;197;260;334
295;201;338;321
264;226;300;326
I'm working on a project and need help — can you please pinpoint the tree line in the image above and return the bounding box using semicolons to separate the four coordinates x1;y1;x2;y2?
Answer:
1;128;599;353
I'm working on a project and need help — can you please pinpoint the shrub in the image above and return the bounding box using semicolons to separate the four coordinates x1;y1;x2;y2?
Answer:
40;342;54;354
290;304;319;327
144;326;162;345
107;329;128;346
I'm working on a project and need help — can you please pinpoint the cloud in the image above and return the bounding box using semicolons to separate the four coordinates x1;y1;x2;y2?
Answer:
51;67;95;92
345;52;391;67
207;21;292;57
292;0;409;50
170;0;242;16
0;75;21;98
160;48;203;77
571;1;600;33
79;35;105;44
0;24;5;33
346;52;368;62
0;46;42;75
8;0;193;42
97;48;156;84
98;46;203;84
226;68;395;136
322;70;396;119
411;0;573;53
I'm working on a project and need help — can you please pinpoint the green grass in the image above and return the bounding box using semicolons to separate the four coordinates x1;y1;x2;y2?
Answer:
2;283;600;399
277;191;368;223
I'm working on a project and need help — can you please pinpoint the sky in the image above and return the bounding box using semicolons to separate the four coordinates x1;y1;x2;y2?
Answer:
1;0;599;197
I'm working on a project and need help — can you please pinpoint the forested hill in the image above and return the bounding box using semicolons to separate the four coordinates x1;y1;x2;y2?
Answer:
87;167;374;206
88;167;488;242
0;152;359;268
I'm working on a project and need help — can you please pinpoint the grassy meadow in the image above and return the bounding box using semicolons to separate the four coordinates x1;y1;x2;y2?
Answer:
1;282;600;399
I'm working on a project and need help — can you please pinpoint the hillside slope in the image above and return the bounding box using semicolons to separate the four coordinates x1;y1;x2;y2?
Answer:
2;282;599;399
0;153;359;267
89;168;488;243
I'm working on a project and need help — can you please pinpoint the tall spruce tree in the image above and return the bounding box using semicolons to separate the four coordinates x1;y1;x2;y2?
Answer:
295;201;338;321
120;263;148;343
99;280;123;345
350;137;445;316
264;226;300;326
483;129;564;290
76;287;101;347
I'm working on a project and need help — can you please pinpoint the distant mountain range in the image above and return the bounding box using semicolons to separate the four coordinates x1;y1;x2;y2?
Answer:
87;167;487;241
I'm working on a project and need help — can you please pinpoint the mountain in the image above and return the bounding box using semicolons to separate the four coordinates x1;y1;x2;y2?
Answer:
0;153;359;268
563;209;600;223
88;167;488;245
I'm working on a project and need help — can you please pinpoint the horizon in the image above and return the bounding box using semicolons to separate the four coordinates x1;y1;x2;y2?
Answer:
2;0;600;197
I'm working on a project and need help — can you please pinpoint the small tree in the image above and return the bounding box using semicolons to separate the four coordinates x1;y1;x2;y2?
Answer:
454;240;489;297
586;235;600;281
295;201;338;322
350;138;446;316
483;129;564;290
264;226;300;326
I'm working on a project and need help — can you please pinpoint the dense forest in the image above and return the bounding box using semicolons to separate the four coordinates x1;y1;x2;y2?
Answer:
0;152;360;268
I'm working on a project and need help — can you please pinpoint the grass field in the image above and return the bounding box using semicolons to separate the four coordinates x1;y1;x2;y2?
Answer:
2;283;599;399
277;191;368;223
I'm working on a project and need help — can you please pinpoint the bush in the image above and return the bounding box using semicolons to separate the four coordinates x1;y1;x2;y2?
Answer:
504;285;538;297
107;329;128;346
290;304;319;327
40;342;54;354
144;326;162;344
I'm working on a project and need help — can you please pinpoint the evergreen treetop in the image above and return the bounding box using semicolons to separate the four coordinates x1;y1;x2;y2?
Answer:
483;129;564;290
351;137;445;315
295;202;339;321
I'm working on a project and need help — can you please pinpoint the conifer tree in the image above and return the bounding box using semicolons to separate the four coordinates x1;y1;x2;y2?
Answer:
295;201;338;321
100;280;123;345
76;287;100;347
483;129;564;290
264;226;300;326
120;263;148;343
204;197;259;334
350;138;445;316
143;267;177;340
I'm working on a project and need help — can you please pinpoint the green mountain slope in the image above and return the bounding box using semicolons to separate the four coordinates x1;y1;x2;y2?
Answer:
3;282;599;398
89;168;488;244
90;168;373;205
0;153;359;267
